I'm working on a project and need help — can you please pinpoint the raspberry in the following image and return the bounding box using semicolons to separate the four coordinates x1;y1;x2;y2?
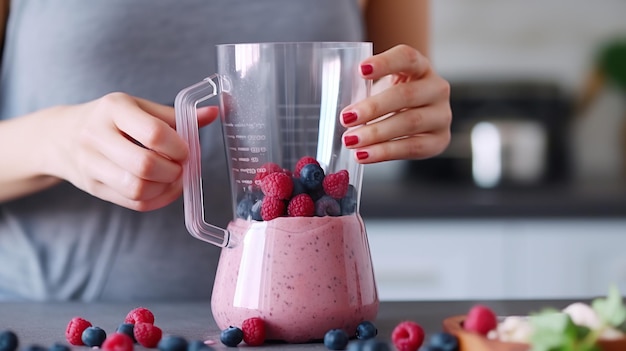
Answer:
241;317;266;346
294;156;320;177
260;172;293;200
102;333;134;351
124;307;155;325
65;317;92;346
287;194;315;217
323;170;350;199
391;321;425;351
463;304;497;335
260;196;286;220
133;322;162;348
253;162;282;186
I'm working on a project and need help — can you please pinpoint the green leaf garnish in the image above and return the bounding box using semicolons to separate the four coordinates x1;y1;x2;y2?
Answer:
529;285;625;351
591;284;626;328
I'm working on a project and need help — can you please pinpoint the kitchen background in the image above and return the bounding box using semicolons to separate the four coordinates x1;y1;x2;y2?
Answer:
362;0;626;301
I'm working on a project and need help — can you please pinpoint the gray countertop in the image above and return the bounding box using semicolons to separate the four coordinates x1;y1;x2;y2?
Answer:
0;299;584;350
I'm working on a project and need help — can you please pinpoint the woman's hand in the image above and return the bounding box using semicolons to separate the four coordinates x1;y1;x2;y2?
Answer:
47;92;218;211
340;44;452;163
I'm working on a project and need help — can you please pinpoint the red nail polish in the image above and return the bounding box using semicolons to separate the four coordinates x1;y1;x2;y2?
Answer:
344;135;358;147
361;64;373;75
342;112;357;124
356;151;369;160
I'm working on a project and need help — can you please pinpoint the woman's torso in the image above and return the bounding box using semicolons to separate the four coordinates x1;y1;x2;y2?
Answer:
0;0;364;301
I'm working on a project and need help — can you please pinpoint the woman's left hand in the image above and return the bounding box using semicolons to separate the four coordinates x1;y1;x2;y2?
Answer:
340;44;452;163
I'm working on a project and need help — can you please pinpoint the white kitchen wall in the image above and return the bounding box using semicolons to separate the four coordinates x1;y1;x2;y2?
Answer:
431;0;626;92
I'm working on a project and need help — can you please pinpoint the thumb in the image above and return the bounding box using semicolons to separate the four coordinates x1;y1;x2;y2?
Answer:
196;106;220;128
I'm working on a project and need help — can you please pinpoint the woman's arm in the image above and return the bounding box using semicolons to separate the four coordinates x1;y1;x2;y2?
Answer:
363;0;430;56
0;109;64;202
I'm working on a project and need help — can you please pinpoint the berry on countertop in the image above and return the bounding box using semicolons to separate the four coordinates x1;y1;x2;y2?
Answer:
261;172;293;200
65;317;92;346
21;345;45;351
294;156;320;178
220;326;243;347
315;195;341;217
428;332;459;351
157;335;187;351
116;323;136;343
323;170;350;199
48;342;71;351
323;329;349;350
187;340;215;351
125;307;155;325
463;304;498;336
359;339;391;351
134;322;162;348
102;333;134;351
260;196;286;220
391;321;425;351
0;330;18;351
241;317;266;346
355;321;378;340
287;193;315;217
82;326;107;347
300;163;325;190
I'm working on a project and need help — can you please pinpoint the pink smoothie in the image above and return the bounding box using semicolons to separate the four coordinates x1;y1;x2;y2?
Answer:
211;215;379;343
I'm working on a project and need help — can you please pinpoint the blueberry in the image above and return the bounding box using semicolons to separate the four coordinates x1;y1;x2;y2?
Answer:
0;330;18;351
21;345;45;351
309;186;326;202
251;200;263;221
48;343;70;351
116;323;136;342
291;177;307;197
236;197;254;219
81;326;106;347
315;195;341;217
219;326;243;347
323;329;349;350
340;185;357;215
187;340;215;351
428;332;458;351
300;163;325;190
361;339;390;351
157;335;188;351
346;340;365;351
355;321;378;340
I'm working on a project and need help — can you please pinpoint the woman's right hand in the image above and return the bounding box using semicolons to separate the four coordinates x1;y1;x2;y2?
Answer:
48;92;218;211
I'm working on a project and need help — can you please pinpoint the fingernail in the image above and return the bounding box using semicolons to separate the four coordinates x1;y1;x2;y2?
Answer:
356;151;369;160
361;64;373;76
344;135;359;147
342;112;357;124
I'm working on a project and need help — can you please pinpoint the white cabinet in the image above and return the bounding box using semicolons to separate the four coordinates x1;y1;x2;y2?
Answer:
364;219;626;301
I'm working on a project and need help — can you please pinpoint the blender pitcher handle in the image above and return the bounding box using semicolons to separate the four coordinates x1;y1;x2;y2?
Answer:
174;75;231;248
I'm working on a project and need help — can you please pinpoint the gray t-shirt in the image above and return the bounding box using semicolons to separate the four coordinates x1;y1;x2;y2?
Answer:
0;0;364;301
